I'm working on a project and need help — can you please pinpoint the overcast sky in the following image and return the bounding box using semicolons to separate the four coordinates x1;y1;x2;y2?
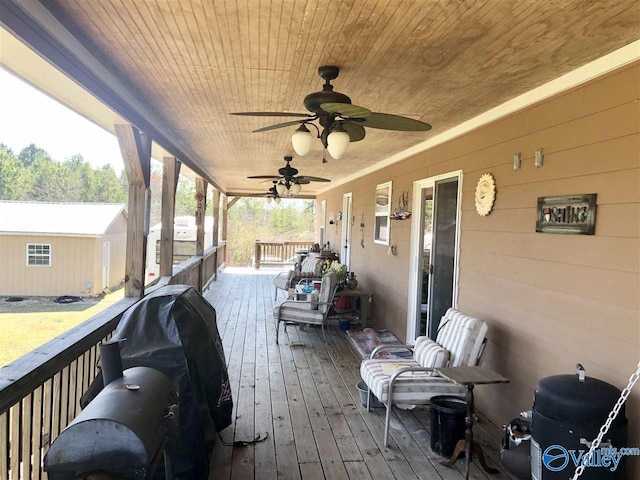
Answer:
0;66;124;173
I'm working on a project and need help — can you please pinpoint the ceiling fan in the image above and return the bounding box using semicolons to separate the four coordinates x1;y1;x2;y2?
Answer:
244;181;283;204
247;156;330;196
231;66;431;160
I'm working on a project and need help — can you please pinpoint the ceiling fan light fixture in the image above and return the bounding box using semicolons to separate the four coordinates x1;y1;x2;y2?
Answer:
274;196;281;205
291;124;313;156
290;182;302;195
327;123;350;159
276;182;287;196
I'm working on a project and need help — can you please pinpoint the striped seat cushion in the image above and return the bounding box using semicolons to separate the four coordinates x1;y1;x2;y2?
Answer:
413;336;449;368
273;304;325;325
360;358;464;404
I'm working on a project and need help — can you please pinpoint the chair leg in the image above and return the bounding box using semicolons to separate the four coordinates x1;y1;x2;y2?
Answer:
321;323;328;343
274;288;277;301
383;401;391;447
366;386;371;412
275;320;280;344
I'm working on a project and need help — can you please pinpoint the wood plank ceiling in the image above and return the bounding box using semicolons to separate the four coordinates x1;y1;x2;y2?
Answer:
42;0;639;196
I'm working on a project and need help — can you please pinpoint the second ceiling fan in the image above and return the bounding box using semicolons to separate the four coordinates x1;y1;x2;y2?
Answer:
248;156;330;196
232;66;432;160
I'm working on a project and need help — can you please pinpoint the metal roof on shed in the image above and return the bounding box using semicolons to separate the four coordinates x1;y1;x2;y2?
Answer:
0;201;126;236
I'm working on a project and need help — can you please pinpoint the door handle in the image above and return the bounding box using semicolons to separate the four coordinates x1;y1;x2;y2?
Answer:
429;264;434;274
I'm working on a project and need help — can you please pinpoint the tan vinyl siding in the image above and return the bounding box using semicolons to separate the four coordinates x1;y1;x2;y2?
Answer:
317;62;640;457
0;235;97;297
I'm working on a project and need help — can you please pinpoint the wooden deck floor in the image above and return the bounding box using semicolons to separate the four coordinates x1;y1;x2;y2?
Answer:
205;268;516;480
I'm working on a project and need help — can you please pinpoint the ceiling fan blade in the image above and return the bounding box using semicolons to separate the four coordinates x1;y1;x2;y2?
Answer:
320;102;371;118
247;175;280;179
297;176;331;183
231;111;310;117
252;119;305;133
342;121;366;142
296;179;311;185
364;113;432;131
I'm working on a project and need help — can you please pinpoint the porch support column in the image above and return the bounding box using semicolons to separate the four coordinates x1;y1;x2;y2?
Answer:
160;156;181;277
195;177;207;292
211;189;220;280
115;124;151;298
222;194;228;266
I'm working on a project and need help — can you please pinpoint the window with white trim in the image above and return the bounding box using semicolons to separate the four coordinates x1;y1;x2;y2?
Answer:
27;244;51;267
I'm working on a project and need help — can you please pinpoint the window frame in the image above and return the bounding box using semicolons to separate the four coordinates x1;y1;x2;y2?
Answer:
374;181;392;245
26;243;52;267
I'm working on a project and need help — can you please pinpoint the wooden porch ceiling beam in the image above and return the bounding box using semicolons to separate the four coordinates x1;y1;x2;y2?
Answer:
0;0;223;192
115;124;151;298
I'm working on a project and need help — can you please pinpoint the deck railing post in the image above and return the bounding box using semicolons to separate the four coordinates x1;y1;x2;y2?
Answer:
255;240;261;269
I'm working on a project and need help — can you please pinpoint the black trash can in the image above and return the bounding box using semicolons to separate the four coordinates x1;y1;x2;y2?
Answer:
430;395;466;458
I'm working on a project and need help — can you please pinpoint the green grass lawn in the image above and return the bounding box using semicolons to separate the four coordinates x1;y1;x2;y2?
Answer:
0;289;125;367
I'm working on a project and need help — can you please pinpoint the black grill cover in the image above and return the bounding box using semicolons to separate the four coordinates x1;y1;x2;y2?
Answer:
82;285;232;479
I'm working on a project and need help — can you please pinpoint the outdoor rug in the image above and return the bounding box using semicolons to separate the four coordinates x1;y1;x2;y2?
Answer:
346;328;414;359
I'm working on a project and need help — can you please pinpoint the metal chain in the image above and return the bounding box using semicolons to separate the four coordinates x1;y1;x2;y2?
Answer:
571;361;640;480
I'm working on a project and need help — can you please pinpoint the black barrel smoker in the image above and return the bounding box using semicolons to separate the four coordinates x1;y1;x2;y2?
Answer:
531;365;628;480
44;342;176;480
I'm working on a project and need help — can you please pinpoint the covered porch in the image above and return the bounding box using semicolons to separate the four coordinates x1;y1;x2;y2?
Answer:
204;268;512;480
0;1;638;479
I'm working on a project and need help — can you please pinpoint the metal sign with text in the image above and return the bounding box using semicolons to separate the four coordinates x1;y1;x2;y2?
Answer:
536;194;597;235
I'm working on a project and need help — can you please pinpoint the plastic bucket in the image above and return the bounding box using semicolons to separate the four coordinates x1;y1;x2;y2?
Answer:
430;396;466;458
356;381;384;408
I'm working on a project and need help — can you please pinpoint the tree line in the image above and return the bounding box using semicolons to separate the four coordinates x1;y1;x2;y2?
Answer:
0;143;127;203
0;142;315;266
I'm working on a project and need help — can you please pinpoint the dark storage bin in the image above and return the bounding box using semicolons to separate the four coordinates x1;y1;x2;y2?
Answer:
531;367;627;480
430;395;466;458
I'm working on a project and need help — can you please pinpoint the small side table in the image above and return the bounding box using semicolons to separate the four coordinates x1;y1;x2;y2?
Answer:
333;289;372;328
435;366;509;480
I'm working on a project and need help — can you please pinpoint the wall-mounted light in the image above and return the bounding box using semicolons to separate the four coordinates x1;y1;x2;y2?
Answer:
535;148;544;168
337;211;343;221
513;152;521;170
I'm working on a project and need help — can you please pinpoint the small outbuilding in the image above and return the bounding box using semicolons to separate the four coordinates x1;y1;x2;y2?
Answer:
0;201;127;297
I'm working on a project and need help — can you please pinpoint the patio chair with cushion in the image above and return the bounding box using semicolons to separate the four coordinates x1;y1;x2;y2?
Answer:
273;271;338;344
360;308;488;446
272;255;324;300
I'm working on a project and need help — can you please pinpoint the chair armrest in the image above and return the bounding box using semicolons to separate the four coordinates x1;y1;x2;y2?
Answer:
389;366;437;381
370;344;415;359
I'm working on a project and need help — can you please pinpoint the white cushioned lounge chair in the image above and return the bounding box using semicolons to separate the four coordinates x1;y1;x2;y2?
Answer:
360;308;488;446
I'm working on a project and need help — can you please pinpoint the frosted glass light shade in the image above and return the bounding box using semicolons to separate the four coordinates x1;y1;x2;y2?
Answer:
276;182;287;195
292;124;313;156
266;196;272;204
274;196;281;205
327;127;350;159
290;182;302;195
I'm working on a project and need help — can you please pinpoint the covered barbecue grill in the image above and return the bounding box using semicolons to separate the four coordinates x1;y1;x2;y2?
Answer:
47;285;232;480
